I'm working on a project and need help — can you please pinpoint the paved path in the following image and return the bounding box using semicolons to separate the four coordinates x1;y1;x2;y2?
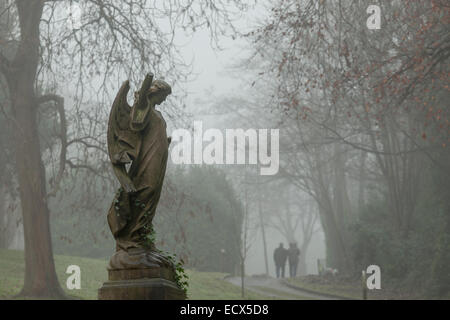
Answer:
225;276;339;300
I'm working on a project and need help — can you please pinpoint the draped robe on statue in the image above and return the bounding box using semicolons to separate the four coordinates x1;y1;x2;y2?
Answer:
107;108;168;250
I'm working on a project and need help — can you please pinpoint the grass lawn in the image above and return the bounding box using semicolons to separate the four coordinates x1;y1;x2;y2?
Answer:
0;249;269;300
286;276;361;300
252;286;315;300
285;275;450;300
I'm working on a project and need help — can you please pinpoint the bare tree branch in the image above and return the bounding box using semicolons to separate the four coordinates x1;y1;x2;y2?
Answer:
37;94;66;198
0;52;11;77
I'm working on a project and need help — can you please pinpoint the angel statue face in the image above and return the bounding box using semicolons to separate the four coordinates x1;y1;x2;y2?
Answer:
147;80;172;106
129;78;171;132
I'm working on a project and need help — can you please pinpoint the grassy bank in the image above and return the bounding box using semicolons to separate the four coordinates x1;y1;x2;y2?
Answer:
0;249;269;300
286;275;450;300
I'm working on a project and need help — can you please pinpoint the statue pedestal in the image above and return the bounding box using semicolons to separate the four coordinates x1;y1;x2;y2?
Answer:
98;267;186;300
98;249;186;300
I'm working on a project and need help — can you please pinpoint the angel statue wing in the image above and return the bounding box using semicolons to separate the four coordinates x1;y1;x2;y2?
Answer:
107;73;155;193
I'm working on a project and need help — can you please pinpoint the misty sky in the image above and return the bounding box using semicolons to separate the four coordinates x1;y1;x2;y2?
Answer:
169;8;326;275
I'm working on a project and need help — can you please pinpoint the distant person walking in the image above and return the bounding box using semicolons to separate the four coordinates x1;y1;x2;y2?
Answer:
288;243;301;278
273;243;288;278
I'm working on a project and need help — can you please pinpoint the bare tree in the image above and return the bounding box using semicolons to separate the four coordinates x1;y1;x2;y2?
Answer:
0;0;248;298
238;0;449;272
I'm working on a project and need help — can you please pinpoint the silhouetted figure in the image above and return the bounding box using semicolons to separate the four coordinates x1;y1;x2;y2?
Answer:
273;243;288;278
288;243;301;278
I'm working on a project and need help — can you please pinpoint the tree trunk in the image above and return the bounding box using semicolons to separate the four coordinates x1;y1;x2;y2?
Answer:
319;202;351;273
258;194;269;276
0;187;8;248
297;242;308;276
5;1;65;298
240;260;245;298
313;150;352;274
332;143;354;272
12;99;64;298
357;151;367;214
0;185;20;249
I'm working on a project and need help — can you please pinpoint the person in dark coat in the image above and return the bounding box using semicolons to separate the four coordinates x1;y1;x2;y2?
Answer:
288;242;301;278
273;243;288;278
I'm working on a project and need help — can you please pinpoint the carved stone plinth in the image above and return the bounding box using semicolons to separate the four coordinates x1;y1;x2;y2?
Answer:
98;249;186;300
98;273;185;300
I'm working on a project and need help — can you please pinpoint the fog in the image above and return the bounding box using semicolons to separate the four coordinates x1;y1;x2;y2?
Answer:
0;0;448;301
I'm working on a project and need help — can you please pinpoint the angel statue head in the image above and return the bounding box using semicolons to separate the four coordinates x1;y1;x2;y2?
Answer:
147;79;172;106
129;77;171;132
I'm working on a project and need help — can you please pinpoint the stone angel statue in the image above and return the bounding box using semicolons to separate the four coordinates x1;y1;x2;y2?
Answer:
106;73;173;269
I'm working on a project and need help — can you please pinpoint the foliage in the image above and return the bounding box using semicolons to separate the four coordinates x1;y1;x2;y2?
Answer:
0;0;251;297
241;0;449;296
50;165;244;274
164;251;189;297
154;165;243;274
427;150;450;297
348;163;450;297
49;172;115;259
